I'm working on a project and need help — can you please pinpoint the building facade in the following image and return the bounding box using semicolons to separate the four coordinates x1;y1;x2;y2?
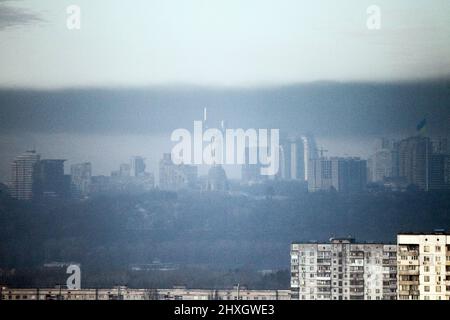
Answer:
70;162;92;198
308;157;367;193
291;238;397;300
279;137;306;181
130;156;146;177
368;149;395;183
397;232;450;300
159;153;198;191
397;136;432;190
9;150;40;200
32;159;70;199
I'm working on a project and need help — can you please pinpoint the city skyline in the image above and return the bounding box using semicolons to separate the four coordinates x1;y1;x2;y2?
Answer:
4;130;449;197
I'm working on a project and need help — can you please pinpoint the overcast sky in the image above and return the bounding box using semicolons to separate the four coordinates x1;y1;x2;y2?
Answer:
0;0;449;88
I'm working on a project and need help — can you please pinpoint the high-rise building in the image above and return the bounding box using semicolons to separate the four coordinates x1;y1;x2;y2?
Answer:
291;238;397;300
397;232;450;300
429;154;450;190
432;137;448;155
308;157;367;193
159;153;198;191
279;138;305;181
308;157;333;191
398;136;432;190
70;162;92;198
375;137;395;151
119;163;131;177
130;156;146;177
367;138;398;183
33;159;69;199
368;149;394;183
9;150;40;200
303;135;318;182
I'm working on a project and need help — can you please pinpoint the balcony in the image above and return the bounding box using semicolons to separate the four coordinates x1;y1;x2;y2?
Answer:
398;290;420;296
317;259;331;265
398;270;419;275
398;281;419;285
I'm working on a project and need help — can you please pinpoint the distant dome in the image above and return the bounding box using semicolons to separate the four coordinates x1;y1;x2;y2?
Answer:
207;165;229;191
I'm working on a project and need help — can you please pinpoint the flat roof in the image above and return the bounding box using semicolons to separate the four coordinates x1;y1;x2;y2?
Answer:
398;231;450;236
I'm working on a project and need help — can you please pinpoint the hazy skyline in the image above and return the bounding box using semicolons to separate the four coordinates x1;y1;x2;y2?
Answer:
0;81;449;183
1;0;450;88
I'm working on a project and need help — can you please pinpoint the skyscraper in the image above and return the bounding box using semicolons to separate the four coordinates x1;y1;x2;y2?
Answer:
432;137;448;155
367;138;397;183
308;157;367;193
429;154;450;190
303;135;319;182
33;159;69;199
279;137;306;181
130;156;146;177
71;162;92;198
368;149;394;183
308;157;333;192
335;158;367;193
398;136;432;190
9;150;40;200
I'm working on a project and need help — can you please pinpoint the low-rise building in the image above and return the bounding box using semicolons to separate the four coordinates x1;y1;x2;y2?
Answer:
0;286;290;301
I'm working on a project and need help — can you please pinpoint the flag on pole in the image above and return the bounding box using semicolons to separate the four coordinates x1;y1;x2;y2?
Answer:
416;118;427;134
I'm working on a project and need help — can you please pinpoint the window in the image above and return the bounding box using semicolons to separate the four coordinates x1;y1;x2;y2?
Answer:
424;246;430;252
436;246;441;252
424;276;430;282
424;286;430;292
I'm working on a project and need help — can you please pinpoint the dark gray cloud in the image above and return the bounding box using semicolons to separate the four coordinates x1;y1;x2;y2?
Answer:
0;1;44;29
0;81;449;138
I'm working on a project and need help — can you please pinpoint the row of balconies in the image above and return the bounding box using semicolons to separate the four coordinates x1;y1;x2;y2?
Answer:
398;270;420;275
397;280;419;285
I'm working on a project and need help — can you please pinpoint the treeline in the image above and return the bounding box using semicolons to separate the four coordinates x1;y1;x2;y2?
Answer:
0;189;449;285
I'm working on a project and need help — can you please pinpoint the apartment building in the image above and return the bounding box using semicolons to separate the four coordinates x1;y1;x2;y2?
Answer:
397;232;450;300
291;238;397;300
